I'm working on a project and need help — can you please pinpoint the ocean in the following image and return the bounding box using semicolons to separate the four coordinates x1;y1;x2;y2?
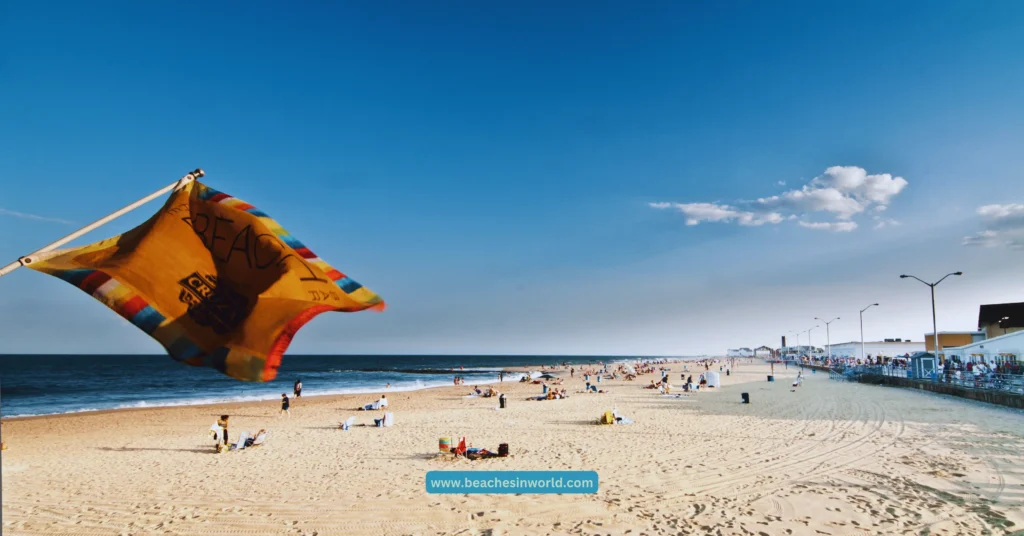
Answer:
0;354;640;418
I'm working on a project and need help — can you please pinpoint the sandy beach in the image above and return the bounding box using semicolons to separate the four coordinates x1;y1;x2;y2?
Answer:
2;361;1023;536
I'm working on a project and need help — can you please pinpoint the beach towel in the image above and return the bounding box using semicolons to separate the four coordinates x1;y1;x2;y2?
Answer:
24;180;384;382
209;423;223;442
612;409;634;425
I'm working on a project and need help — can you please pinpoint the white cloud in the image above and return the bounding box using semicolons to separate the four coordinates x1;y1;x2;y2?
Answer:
649;202;783;226
873;217;901;229
798;221;858;232
0;208;75;225
651;166;908;233
757;187;865;220
810;166;908;205
963;204;1024;249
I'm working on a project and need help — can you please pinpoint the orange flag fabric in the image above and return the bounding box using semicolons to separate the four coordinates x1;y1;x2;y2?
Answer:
27;180;384;382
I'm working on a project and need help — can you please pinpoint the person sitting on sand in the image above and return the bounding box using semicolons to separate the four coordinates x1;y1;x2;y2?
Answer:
244;429;265;447
473;386;483;396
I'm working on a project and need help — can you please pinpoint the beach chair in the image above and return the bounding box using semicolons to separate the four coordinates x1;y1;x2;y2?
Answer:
230;431;250;451
341;416;356;430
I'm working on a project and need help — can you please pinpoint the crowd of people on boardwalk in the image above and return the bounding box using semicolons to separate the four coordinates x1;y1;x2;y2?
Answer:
804;353;1019;375
794;352;1022;393
795;353;1021;376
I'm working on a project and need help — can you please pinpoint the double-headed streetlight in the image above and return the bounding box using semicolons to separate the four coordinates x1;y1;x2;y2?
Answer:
899;272;963;358
789;330;801;355
806;325;819;360
860;304;879;361
815;317;840;360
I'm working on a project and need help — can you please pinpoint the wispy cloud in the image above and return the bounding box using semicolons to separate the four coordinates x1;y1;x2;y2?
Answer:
650;166;909;232
799;221;857;232
0;208;76;225
776;180;786;186
872;215;901;229
963;203;1024;249
648;202;783;226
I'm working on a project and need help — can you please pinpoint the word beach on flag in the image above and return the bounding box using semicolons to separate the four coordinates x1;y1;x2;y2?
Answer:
26;180;384;382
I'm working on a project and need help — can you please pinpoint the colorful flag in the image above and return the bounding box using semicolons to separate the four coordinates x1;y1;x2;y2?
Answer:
27;180;384;381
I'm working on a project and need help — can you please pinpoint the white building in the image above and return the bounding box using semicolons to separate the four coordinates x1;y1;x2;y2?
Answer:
726;348;753;358
778;346;821;358
825;340;925;360
943;330;1024;365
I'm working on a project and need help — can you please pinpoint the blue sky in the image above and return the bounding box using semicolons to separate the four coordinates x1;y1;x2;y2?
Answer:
2;1;1024;356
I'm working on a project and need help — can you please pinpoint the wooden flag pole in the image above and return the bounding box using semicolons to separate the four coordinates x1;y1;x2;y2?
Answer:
0;169;204;278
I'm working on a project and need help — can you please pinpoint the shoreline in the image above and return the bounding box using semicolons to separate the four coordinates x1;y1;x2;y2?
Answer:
0;360;665;421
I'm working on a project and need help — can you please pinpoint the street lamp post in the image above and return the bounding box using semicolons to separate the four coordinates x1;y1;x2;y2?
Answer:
789;330;801;356
860;304;879;361
900;272;963;360
1000;316;1010;335
815;317;840;361
807;326;818;361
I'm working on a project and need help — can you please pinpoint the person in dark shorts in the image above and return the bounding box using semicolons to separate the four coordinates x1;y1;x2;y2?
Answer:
280;394;290;417
294;379;302;398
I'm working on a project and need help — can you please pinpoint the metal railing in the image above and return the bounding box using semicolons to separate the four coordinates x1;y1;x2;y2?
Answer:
827;364;1024;394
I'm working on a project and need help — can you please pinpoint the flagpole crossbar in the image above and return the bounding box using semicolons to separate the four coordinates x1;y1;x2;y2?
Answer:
0;169;204;278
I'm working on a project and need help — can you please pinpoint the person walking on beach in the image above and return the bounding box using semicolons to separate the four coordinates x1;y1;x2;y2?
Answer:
280;394;290;417
294;379;302;398
571;367;575;378
217;415;230;446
